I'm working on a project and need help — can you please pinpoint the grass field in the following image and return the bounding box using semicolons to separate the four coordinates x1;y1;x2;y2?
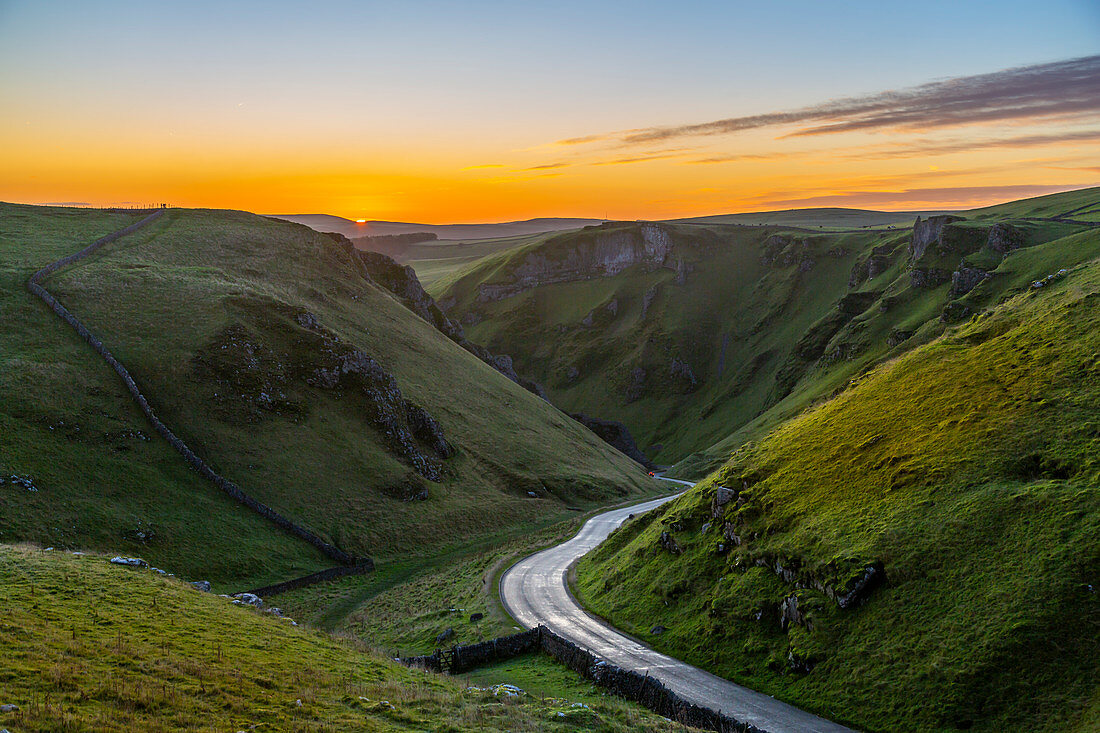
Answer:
0;544;687;732
0;203;654;590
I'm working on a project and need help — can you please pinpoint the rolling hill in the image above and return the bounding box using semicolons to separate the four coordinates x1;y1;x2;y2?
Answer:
0;203;652;591
273;214;601;241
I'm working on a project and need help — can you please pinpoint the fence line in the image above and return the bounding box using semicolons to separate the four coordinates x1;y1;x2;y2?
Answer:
27;210;371;570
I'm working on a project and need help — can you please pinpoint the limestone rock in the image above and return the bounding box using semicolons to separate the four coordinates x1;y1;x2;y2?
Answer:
191;580;212;592
110;556;147;568
910;215;963;260
232;592;263;607
987;222;1023;253
658;531;682;554
950;266;991;298
649;625;667;635
436;627;455;644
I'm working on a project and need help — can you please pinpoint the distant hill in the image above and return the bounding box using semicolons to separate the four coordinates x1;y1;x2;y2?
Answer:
669;206;954;229
272;214;603;241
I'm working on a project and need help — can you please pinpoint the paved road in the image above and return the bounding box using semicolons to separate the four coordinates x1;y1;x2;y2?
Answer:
500;480;854;733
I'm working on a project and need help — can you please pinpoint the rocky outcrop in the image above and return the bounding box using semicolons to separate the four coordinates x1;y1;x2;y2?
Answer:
473;223;681;303
761;235;814;271
570;413;656;469
987;222;1023;253
950;266;992;298
669;358;698;392
848;243;898;288
910;215;964;260
625;366;647;403
197;312;453;482
910;267;952;289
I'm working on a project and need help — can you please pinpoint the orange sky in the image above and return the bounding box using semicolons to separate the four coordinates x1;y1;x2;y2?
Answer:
2;3;1098;222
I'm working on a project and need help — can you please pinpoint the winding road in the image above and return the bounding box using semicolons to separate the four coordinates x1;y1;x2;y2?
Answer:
500;479;854;733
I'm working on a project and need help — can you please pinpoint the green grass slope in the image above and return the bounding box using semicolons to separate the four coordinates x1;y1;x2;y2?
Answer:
1;203;652;587
0;544;682;732
436;188;1100;473
575;254;1100;731
0;204;330;590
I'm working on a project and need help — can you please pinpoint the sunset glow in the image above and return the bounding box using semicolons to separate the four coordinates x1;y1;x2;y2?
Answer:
2;1;1098;221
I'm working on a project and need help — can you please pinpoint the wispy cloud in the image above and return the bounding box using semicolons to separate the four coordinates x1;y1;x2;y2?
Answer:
591;150;692;166
554;55;1100;148
847;129;1100;159
526;162;570;170
763;183;1092;209
685;152;794;165
461;163;505;171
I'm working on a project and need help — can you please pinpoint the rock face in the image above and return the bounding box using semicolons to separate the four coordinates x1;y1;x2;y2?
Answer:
308;336;453;481
848;243;898;288
910;215;964;260
474;223;681;303
760;235;814;271
910;267;952;289
987;222;1024;253
950;266;992;298
569;413;656;469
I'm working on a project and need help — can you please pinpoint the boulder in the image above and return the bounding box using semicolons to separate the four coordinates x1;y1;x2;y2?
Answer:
191;581;212;593
649;625;667;635
436;627;455;644
110;556;147;568
0;704;18;712
470;612;484;622
232;592;263;607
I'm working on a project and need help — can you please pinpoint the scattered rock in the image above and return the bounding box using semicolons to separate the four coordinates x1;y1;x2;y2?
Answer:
470;612;484;622
436;628;455;644
778;595;809;630
0;704;18;712
649;625;667;635
527;491;538;498
191;580;212;593
110;556;147;568
6;474;37;492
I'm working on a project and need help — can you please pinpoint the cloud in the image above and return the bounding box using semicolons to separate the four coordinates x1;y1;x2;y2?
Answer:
590;150;694;166
762;183;1092;209
461;163;505;171
526;162;569;170
847;128;1100;159
685;152;794;164
555;55;1100;147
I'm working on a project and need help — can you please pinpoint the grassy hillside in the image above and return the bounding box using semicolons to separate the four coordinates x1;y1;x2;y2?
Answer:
0;204;331;590
1;203;652;588
575;250;1100;731
0;543;683;732
436;188;1100;472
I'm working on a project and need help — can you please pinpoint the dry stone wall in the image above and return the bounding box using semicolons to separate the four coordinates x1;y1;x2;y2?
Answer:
401;624;767;733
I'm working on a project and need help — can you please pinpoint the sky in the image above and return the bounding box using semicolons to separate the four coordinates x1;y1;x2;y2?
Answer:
1;0;1099;222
